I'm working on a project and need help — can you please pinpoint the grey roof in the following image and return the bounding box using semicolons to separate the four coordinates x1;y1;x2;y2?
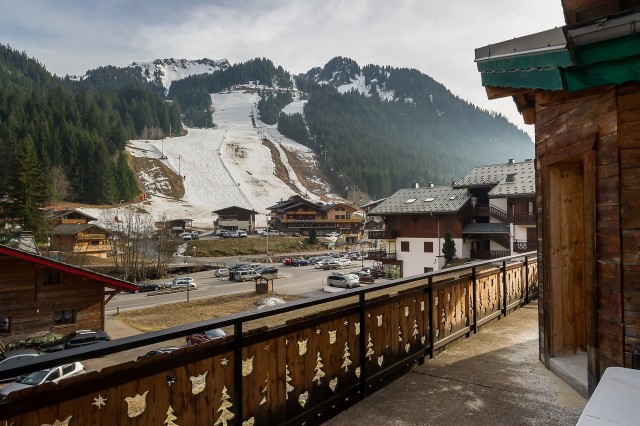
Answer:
369;186;470;215
462;223;510;234
51;224;106;236
455;160;535;197
48;209;98;222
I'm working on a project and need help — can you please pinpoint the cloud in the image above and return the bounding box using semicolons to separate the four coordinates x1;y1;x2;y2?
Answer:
0;0;565;136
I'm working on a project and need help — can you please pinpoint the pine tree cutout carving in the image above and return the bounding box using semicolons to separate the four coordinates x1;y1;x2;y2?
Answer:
213;386;235;426
366;333;375;360
312;351;325;385
341;342;352;372
285;364;294;399
164;406;178;426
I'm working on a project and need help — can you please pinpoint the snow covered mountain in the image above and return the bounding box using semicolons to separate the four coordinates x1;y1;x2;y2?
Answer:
131;58;230;92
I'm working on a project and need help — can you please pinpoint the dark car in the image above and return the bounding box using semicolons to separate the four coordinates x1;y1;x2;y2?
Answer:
186;328;227;346
127;282;161;293
291;258;309;267
257;266;279;276
137;346;181;361
39;330;111;353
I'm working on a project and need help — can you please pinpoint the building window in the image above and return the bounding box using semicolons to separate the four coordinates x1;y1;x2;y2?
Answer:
424;267;434;273
424;241;434;252
0;316;9;334
43;269;61;285
53;309;75;326
528;201;534;215
401;241;410;252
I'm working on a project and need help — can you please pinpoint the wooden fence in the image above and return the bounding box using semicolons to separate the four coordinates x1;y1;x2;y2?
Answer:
0;253;537;426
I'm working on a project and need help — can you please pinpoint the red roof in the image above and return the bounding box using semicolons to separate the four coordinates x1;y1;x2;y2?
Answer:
0;245;138;292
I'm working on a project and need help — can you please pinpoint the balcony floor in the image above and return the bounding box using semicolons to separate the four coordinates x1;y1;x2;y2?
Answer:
325;301;587;425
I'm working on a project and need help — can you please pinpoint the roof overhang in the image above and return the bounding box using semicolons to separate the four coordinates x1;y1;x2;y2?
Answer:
0;245;137;292
475;10;640;117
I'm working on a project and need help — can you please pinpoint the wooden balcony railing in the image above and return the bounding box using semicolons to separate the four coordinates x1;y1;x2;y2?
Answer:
0;253;538;426
471;249;511;259
366;249;397;261
367;230;397;240
511;213;536;225
513;241;538;252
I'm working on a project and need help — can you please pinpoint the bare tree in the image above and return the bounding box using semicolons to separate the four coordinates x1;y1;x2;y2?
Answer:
50;166;71;202
103;205;156;282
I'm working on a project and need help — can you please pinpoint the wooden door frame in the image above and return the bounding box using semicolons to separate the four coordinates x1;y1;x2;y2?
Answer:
541;143;598;370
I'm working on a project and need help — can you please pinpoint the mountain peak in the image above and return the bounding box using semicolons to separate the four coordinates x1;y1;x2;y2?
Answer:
131;58;230;92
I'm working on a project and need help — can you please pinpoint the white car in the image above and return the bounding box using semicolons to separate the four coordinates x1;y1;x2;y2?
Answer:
0;362;85;400
170;277;197;289
326;232;341;237
180;232;192;240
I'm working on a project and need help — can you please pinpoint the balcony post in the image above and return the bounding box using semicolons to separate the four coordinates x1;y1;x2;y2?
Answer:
502;260;508;317
428;276;434;359
234;321;243;422
524;255;529;304
358;292;367;399
472;266;477;334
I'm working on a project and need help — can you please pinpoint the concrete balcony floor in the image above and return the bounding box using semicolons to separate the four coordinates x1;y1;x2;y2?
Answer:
326;301;587;426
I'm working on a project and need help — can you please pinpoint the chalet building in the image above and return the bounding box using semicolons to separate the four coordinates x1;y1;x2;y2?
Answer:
475;0;640;395
156;218;194;237
368;185;471;277
212;206;258;233
46;209;97;226
0;244;137;345
267;195;362;241
454;159;537;259
50;224;112;258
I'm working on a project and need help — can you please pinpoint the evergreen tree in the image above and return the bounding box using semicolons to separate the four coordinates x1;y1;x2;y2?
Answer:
308;228;317;244
5;136;49;239
442;232;456;262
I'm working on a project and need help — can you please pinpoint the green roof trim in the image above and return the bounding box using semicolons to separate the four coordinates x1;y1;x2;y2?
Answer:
564;55;640;91
476;49;573;73
480;68;565;91
573;33;640;66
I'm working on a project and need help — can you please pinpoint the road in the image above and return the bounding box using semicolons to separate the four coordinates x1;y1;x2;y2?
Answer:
106;259;375;313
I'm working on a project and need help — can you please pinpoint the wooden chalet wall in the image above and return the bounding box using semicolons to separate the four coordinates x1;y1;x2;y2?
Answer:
0;254;106;345
535;82;640;392
391;213;465;239
562;0;640;25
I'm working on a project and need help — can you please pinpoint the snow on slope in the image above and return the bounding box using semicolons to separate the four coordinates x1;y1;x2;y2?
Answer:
131;58;229;92
96;89;326;230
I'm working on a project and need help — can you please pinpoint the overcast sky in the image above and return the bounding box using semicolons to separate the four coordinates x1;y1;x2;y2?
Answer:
0;0;565;138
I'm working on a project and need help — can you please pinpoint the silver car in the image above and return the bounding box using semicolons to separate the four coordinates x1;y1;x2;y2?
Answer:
327;272;360;289
0;361;85;400
0;349;42;382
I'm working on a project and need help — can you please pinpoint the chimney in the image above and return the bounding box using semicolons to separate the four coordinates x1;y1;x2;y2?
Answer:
428;182;434;188
451;180;457;186
411;181;419;188
508;159;515;165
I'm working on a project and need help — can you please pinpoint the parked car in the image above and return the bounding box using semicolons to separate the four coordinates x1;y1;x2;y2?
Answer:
236;230;248;238
326;232;341;237
191;231;199;240
39;330;111;353
127;282;161;293
213;268;230;277
267;230;284;237
219;230;232;238
137;346;181;361
233;269;260;282
291;258;309;267
256;266;279;276
327;272;360;289
180;232;192;240
186;328;227;346
292;232;301;237
0;349;43;382
170;277;197;289
323;258;351;270
0;362;85;400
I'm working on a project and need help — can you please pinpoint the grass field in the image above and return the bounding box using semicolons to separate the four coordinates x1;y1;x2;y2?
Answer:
187;236;336;257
